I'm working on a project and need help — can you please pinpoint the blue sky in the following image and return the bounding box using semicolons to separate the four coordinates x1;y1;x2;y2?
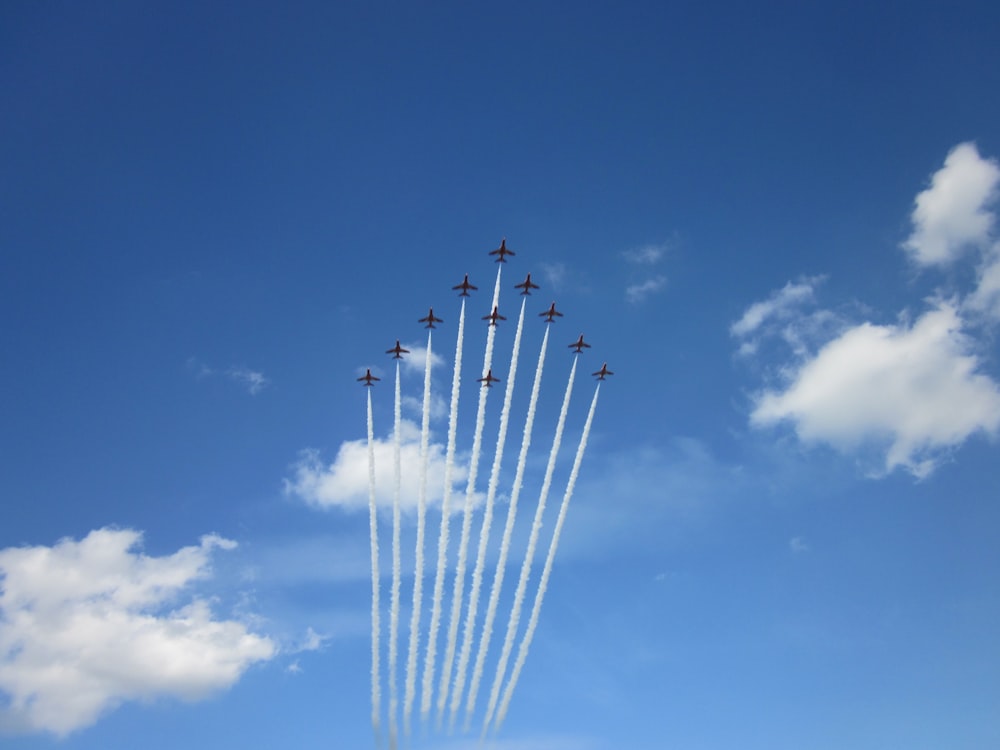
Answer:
2;2;999;748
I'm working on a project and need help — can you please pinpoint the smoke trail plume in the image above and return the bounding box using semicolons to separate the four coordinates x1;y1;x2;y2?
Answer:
440;268;502;725
404;331;434;736
421;299;466;720
493;382;601;733
463;298;529;726
480;326;552;732
366;389;382;740
389;363;403;750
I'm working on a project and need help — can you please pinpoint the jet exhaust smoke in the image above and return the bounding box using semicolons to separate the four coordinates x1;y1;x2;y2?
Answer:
388;363;403;750
493;383;601;733
440;268;502;726
480;325;553;732
403;331;434;736
463;297;529;727
366;389;382;741
421;299;466;720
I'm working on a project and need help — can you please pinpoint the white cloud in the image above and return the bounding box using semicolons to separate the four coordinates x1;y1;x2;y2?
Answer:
751;302;1000;478
731;278;823;339
283;419;479;513
398;342;446;376
965;241;1000;320
228;366;269;395
0;529;276;736
902;142;1000;267
789;537;809;553
622;243;667;265
624;275;666;304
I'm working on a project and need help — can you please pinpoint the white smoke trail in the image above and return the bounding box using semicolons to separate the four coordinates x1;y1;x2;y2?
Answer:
493;381;601;733
440;269;502;726
421;298;466;720
404;331;434;736
388;363;403;750
480;326;552;732
462;298;529;727
366;389;382;741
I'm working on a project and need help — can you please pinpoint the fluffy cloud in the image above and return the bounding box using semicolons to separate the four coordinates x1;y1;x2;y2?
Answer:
284;419;478;513
0;529;275;736
902;142;1000;267
751;302;1000;477
730;278;822;338
624;275;667;304
228;366;269;395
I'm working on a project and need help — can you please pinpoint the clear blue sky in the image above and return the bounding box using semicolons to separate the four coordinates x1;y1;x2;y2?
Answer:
2;2;999;749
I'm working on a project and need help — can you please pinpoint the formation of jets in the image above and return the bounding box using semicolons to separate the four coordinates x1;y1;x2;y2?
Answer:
489;238;515;263
357;369;380;387
592;362;614;380
482;305;506;327
539;302;563;322
477;369;500;388
358;239;613;386
452;274;477;297
419;308;443;329
514;272;539;295
386;340;409;359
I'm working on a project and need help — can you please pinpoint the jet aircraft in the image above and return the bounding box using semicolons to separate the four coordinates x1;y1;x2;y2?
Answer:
514;273;540;295
568;334;591;353
386;340;409;359
357;369;380;387
477;369;501;387
539;302;563;322
419;308;444;328
482;306;506;326
452;274;478;296
489;238;515;263
592;363;614;380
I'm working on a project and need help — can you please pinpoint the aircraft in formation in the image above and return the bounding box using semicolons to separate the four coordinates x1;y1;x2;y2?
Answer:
357;369;380;387
514;272;540;295
386;340;409;359
592;362;614;380
358;240;617;385
477;369;501;388
452;274;477;297
539;302;563;322
419;308;444;329
482;306;506;326
489;238;515;263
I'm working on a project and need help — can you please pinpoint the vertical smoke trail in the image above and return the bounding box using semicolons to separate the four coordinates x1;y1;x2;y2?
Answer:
421;298;466;720
388;363;403;750
480;326;553;732
439;269;502;726
403;331;434;736
493;383;601;733
462;298;529;727
366;389;382;741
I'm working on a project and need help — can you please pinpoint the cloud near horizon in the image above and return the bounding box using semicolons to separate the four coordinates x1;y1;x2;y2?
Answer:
0;529;276;736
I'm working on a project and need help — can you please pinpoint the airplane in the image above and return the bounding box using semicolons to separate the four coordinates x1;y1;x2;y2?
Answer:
419;308;444;328
514;272;540;295
539;302;563;322
592;363;614;380
489;238;515;263
452;274;478;296
568;334;591;353
357;369;380;387
386;340;409;359
477;369;501;387
482;306;506;326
